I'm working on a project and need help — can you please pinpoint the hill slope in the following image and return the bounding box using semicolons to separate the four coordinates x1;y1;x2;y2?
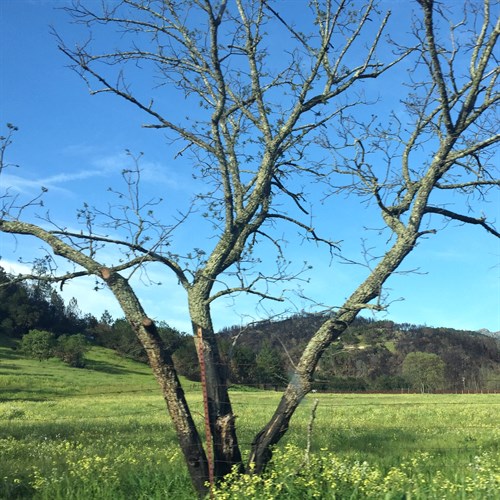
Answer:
0;339;200;402
218;315;500;391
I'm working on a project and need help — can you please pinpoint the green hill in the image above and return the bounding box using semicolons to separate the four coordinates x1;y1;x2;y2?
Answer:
3;265;498;392
0;338;199;402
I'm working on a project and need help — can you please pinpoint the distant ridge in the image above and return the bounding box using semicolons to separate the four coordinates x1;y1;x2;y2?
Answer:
478;329;500;340
218;314;500;392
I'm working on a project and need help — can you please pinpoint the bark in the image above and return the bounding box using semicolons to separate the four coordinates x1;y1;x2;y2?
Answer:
189;287;243;478
104;273;210;496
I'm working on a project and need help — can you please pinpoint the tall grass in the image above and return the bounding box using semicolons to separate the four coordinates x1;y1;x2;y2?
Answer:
1;342;499;498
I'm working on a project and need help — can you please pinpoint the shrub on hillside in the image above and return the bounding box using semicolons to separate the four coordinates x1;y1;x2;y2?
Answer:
20;330;55;361
54;334;90;368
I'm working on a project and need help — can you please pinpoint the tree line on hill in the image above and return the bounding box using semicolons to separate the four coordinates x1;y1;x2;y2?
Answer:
218;315;500;392
0;266;198;372
1;266;499;391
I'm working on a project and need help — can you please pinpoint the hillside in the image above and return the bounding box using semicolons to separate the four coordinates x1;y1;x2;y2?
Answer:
0;339;163;402
1;265;499;392
218;315;500;392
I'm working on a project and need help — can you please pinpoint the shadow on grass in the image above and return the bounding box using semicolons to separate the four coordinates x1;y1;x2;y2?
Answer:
0;364;21;372
0;389;63;402
85;359;150;376
304;427;424;460
1;417;178;442
0;348;23;361
334;429;420;456
0;369;55;377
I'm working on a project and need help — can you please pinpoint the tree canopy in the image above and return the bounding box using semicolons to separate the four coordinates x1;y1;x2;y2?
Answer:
402;351;446;393
1;0;498;495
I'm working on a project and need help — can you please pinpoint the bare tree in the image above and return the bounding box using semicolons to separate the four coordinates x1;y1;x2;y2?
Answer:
1;0;498;496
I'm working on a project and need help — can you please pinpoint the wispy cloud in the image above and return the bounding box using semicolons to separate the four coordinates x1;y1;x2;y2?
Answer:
2;151;189;196
0;260;32;276
1;150;129;196
139;160;186;190
2;160;120;195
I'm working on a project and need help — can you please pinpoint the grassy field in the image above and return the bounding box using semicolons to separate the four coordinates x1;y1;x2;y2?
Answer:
1;340;499;499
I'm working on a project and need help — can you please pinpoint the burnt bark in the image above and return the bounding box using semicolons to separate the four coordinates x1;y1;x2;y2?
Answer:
190;293;243;478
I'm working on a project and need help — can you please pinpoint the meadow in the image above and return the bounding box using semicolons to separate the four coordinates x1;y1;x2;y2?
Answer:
1;341;499;499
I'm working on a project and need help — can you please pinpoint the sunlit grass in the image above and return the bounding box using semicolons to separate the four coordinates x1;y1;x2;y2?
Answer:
0;344;191;400
1;341;499;498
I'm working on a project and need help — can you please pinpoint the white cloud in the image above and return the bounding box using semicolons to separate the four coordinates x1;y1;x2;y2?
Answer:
58;276;124;321
2;150;191;199
91;152;129;172
1;260;32;276
1;150;130;196
140;160;184;190
2;168;111;195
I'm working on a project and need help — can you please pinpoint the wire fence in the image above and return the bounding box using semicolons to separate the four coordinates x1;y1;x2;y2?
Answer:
2;382;500;400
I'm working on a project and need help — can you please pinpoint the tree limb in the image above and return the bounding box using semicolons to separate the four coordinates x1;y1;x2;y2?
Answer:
425;206;500;237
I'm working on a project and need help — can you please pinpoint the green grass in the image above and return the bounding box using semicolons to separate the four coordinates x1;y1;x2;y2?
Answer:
0;342;201;401
1;340;499;499
384;340;397;352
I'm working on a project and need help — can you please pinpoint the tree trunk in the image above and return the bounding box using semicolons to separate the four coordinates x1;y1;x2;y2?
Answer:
104;272;210;496
249;232;418;471
248;317;352;472
189;292;244;479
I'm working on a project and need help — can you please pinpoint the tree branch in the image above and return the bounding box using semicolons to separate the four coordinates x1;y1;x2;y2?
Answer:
425;206;500;237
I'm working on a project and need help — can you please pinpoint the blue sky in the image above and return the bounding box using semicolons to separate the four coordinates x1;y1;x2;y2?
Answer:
1;0;499;334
